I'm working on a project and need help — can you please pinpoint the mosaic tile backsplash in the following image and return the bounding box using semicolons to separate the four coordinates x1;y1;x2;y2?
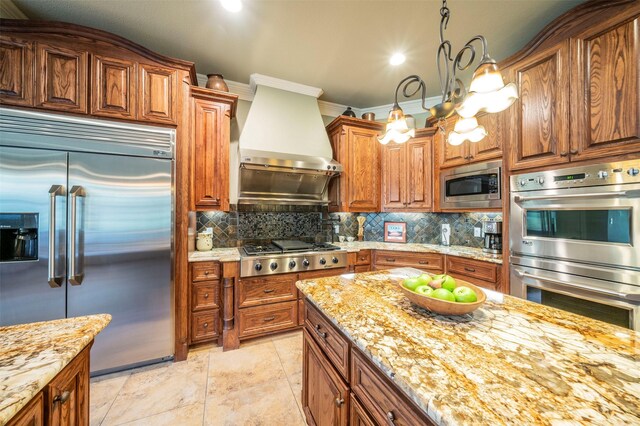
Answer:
196;208;502;248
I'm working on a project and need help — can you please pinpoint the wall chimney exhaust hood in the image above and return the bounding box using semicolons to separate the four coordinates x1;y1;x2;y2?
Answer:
238;74;342;205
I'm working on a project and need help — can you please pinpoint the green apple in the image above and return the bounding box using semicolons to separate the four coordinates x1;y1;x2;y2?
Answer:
403;277;422;291
453;286;478;303
416;273;433;286
431;288;456;302
415;285;434;296
441;275;457;292
429;279;443;289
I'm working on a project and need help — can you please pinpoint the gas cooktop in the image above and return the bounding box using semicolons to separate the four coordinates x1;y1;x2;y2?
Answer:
242;240;341;257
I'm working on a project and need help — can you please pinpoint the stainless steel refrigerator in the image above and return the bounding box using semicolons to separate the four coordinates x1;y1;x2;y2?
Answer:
0;108;174;375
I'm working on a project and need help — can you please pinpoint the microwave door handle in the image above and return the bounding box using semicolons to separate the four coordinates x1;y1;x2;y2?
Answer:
69;186;86;285
515;269;640;301
513;191;637;203
48;185;65;288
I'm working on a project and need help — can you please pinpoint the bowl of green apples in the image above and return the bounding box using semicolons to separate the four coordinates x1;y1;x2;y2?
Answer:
399;272;486;315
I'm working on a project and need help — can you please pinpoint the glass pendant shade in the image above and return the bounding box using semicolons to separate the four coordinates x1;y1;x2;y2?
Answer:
378;105;416;144
456;62;518;118
447;116;487;146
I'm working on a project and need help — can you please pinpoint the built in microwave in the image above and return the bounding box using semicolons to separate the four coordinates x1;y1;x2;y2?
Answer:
440;160;501;209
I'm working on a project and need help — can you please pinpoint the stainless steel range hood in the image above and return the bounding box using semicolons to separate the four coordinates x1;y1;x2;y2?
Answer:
237;74;342;205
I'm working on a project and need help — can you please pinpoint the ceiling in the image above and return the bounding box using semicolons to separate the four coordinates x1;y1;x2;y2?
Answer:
12;0;585;107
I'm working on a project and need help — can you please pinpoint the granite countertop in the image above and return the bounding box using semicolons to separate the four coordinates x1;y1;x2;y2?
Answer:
188;243;501;264
0;314;111;424
296;268;640;426
335;241;503;264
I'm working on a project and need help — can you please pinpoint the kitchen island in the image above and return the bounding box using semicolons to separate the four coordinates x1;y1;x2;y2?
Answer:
0;314;111;425
296;268;640;426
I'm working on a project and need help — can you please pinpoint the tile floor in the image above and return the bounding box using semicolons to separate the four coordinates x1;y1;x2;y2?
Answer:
90;331;305;426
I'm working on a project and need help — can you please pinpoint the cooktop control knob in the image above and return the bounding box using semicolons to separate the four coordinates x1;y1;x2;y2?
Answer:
302;259;310;267
289;260;296;269
270;262;278;271
597;170;609;179
536;176;545;185
519;179;527;187
319;258;327;265
628;168;640;176
332;257;339;264
254;263;262;271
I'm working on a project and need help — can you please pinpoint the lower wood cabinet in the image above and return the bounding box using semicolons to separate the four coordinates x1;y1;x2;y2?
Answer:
349;393;376;426
238;300;297;339
302;329;349;426
9;345;91;426
189;261;222;344
445;255;503;292
374;250;443;272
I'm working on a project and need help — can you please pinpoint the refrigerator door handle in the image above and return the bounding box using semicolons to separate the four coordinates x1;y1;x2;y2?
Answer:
69;185;86;285
48;185;65;288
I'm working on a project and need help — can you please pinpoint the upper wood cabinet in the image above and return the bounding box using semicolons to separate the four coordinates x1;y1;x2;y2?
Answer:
436;118;466;169
190;86;237;211
91;55;137;119
570;17;640;161
327;117;384;212
36;42;88;113
0;35;34;107
508;41;571;171
139;64;177;124
382;131;433;211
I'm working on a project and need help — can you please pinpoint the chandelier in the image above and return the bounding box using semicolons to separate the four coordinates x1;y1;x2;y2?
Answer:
378;0;518;146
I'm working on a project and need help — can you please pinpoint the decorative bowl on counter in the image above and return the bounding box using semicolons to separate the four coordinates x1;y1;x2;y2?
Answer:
398;277;486;315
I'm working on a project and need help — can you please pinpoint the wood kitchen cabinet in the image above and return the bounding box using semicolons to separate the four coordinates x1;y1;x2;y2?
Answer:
445;255;503;292
7;393;43;426
570;17;640;161
90;55;137;119
0;35;34;107
327;116;384;212
138;63;176;124
189;261;222;344
190;86;238;211
382;130;434;211
36;42;88;113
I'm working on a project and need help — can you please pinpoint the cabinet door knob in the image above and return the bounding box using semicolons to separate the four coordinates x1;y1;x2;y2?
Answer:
203;322;209;328
204;271;210;276
386;410;397;425
314;324;327;339
560;151;568;157
334;396;345;407
570;148;578;155
204;293;209;299
53;390;71;405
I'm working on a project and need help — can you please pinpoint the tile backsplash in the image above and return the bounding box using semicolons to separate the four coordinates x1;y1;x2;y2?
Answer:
195;207;501;249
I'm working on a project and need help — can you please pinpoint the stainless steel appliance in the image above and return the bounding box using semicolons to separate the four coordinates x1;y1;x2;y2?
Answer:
440;160;501;209
0;108;174;374
510;159;640;330
482;221;502;254
240;239;347;277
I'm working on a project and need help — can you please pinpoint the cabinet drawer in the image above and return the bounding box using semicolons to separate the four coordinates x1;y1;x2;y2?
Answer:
191;261;220;281
351;349;433;426
354;265;370;273
375;250;443;271
355;250;371;265
238;301;297;339
191;310;220;343
238;274;297;308
305;301;350;380
446;256;498;283
192;281;219;311
350;393;376;426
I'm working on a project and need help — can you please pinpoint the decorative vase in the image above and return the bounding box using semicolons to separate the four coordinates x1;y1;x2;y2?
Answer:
206;74;229;92
196;233;213;251
361;112;375;121
342;107;356;117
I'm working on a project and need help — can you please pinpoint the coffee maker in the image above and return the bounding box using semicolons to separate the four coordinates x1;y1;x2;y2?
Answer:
482;221;502;254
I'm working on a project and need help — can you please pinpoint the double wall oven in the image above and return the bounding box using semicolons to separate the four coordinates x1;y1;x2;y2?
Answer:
510;160;640;330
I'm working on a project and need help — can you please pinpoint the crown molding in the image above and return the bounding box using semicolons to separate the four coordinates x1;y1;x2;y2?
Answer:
0;0;28;19
249;73;323;98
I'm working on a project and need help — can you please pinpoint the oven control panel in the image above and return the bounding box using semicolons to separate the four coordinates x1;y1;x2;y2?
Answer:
511;159;640;191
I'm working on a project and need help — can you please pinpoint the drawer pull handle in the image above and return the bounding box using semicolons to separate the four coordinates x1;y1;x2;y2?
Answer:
464;267;476;272
53;390;71;405
359;257;366;261
203;322;209;328
385;258;396;262
263;289;275;293
386;411;397;425
334;396;345;407
419;261;429;265
204;293;209;299
263;316;276;322
314;324;327;339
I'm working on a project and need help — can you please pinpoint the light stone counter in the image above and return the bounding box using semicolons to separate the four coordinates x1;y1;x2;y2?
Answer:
296;268;640;426
335;241;503;264
0;314;111;424
188;247;241;262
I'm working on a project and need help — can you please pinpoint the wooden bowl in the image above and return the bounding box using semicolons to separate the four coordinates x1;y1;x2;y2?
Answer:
398;278;486;315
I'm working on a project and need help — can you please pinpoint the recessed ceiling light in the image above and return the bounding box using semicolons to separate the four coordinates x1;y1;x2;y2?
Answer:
389;53;406;66
220;0;242;13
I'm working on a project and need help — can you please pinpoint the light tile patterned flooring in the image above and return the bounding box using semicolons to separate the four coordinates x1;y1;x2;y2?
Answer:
90;331;305;426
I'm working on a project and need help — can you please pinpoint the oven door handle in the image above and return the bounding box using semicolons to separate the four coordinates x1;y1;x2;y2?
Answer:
514;190;639;203
515;269;640;301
